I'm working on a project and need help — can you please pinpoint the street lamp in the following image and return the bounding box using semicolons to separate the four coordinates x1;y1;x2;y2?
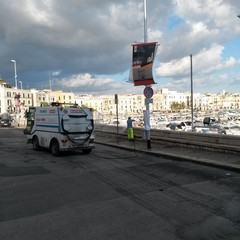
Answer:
19;80;22;90
11;59;18;89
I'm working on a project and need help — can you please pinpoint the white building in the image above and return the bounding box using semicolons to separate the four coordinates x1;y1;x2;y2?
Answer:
1;79;239;123
0;81;75;116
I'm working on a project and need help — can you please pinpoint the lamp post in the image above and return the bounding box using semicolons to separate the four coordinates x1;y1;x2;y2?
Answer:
143;0;147;43
11;59;18;89
190;54;194;132
19;80;22;90
143;0;152;149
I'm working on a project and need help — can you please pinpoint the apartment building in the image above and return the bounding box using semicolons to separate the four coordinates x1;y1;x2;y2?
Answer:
0;80;239;118
0;81;75;115
0;82;33;114
75;90;239;119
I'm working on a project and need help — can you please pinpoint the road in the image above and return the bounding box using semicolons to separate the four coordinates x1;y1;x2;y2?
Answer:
0;128;240;240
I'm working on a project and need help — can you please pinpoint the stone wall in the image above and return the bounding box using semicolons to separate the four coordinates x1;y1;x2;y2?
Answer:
94;124;240;154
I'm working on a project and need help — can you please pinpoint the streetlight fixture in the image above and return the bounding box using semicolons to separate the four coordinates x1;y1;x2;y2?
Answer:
19;80;22;90
11;59;18;89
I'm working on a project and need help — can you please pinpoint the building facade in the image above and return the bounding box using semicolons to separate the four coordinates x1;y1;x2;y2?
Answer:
0;80;239;120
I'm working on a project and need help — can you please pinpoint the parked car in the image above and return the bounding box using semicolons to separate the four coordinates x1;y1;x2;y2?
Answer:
0;118;11;127
165;121;192;131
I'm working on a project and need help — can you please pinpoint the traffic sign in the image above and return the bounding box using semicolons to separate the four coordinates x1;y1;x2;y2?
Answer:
145;98;153;104
143;86;154;98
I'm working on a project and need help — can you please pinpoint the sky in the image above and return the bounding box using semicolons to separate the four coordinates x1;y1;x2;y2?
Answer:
1;0;240;95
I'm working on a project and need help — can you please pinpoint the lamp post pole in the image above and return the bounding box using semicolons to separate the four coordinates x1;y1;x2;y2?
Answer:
11;60;18;89
144;0;147;43
190;54;194;132
143;0;151;149
19;80;23;90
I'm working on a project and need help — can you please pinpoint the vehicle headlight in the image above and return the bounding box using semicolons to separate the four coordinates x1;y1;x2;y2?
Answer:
87;125;93;131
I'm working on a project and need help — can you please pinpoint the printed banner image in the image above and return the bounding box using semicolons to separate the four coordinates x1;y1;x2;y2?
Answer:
129;42;158;86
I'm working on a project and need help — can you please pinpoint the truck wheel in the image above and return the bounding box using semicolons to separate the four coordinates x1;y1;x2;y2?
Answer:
82;149;92;154
33;136;41;151
50;139;60;156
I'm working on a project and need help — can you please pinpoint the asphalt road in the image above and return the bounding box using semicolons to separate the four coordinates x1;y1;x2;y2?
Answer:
0;128;240;240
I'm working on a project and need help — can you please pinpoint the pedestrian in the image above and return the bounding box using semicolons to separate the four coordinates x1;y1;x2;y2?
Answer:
127;117;135;141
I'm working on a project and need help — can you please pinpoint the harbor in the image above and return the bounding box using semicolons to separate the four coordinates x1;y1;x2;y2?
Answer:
94;108;240;135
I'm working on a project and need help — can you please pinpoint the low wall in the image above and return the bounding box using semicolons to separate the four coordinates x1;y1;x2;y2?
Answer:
94;124;240;154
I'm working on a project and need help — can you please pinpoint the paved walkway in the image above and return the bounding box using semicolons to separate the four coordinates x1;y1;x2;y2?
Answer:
95;135;240;173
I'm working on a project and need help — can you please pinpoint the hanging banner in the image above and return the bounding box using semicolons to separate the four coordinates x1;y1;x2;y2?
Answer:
128;42;158;86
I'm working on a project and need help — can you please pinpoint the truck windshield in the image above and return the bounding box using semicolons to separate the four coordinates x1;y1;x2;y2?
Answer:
62;115;92;133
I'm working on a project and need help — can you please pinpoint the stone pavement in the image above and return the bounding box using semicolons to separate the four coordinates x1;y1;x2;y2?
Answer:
95;135;240;173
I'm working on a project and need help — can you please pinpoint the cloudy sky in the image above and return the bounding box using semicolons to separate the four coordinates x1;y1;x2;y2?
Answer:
1;0;240;95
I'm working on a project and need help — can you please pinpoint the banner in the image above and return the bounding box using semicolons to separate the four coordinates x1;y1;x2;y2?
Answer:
128;42;158;86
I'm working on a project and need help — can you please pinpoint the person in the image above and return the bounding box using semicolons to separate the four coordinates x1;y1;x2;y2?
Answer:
127;117;135;141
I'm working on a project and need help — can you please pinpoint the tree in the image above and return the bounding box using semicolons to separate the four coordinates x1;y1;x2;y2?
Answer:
170;102;186;112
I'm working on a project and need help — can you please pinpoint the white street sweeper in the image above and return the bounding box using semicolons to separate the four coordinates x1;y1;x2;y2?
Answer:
24;102;94;156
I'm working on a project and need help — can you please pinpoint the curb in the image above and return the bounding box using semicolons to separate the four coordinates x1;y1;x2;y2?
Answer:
95;140;240;173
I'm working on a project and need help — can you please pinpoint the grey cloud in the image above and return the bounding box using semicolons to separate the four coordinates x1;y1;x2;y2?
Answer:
0;0;240;94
